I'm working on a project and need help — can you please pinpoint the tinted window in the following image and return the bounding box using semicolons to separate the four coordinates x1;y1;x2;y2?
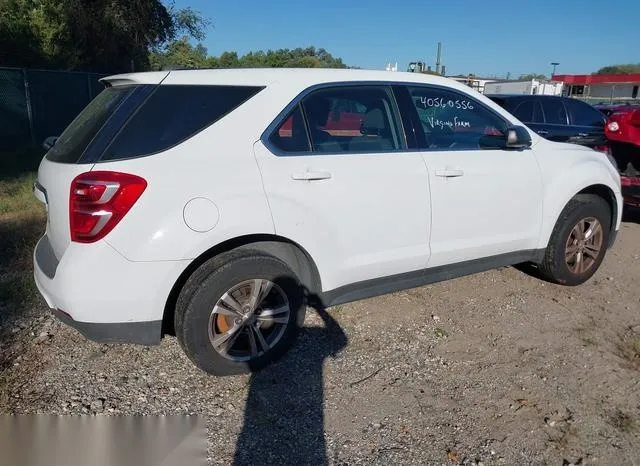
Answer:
302;86;402;153
269;105;310;153
46;86;134;163
101;85;263;161
532;101;545;123
564;99;605;127
542;99;568;125
513;100;535;122
407;87;508;150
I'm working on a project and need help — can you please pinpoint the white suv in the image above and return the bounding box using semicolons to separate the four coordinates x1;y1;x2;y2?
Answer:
33;69;622;375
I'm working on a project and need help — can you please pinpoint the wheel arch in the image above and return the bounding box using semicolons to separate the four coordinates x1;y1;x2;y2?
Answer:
538;181;619;252
161;234;322;336
576;184;618;233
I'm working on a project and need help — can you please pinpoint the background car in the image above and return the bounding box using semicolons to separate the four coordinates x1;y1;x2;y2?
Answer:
603;105;640;206
487;94;609;152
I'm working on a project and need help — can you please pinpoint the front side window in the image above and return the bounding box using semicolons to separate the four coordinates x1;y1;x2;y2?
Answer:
101;85;263;161
564;99;605;127
301;86;402;153
407;86;509;150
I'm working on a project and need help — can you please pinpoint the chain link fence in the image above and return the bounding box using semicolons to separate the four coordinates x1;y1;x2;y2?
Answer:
0;67;107;154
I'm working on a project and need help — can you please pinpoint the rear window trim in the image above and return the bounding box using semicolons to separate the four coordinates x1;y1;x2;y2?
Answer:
45;85;139;164
78;84;157;164
95;84;265;163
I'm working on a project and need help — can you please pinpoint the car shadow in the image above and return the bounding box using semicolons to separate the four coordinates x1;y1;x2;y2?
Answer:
232;296;348;466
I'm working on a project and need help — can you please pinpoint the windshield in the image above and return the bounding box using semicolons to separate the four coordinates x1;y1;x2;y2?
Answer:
46;86;135;163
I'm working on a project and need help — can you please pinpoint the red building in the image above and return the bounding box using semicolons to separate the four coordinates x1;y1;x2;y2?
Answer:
552;73;640;102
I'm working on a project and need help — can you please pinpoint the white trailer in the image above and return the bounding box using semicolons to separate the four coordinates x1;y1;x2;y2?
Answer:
483;79;563;96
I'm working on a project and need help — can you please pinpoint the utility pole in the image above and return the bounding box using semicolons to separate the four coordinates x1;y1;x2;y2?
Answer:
551;62;560;77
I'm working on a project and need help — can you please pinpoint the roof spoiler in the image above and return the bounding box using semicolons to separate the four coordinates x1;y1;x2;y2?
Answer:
99;71;170;88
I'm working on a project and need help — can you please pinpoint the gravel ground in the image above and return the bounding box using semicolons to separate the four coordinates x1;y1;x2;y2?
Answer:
1;214;639;466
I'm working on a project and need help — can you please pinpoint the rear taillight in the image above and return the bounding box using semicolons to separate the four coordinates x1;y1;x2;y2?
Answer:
70;171;147;243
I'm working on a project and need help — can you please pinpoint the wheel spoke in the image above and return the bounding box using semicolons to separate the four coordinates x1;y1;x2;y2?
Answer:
248;279;273;312
212;325;242;354
247;326;258;356
575;251;584;273
217;292;245;317
257;304;290;324
584;221;601;240
252;325;269;353
577;220;586;238
565;244;579;259
583;244;600;259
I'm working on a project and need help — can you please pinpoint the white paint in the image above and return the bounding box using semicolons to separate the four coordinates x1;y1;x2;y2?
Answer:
183;198;219;233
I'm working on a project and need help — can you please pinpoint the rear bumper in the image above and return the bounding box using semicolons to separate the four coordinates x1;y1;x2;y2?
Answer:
33;234;190;345
50;309;162;345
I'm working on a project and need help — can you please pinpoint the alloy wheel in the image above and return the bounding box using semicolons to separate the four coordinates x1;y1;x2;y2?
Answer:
208;279;290;361
565;217;603;275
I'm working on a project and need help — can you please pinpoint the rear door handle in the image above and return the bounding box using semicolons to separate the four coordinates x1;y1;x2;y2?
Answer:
291;171;332;181
536;130;549;136
435;168;464;178
577;132;589;137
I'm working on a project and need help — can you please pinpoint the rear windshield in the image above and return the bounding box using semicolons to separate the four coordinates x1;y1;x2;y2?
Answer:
100;85;264;161
46;86;134;163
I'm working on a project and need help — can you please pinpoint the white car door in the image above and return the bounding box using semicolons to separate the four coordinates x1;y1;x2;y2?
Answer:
254;85;431;292
401;85;543;268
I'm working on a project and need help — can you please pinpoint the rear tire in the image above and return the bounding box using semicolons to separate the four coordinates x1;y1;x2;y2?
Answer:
174;250;305;375
538;194;610;286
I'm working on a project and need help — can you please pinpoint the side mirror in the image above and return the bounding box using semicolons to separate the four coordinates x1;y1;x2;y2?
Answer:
505;126;532;149
42;136;58;151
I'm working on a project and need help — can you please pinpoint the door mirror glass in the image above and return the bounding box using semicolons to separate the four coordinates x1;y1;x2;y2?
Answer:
505;126;532;149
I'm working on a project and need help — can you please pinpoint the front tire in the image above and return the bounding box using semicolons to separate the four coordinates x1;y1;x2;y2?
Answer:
539;194;611;286
174;250;305;375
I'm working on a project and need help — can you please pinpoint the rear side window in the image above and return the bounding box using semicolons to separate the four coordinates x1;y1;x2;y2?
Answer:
302;86;402;153
46;86;134;163
564;99;605;127
542;99;568;125
101;85;263;161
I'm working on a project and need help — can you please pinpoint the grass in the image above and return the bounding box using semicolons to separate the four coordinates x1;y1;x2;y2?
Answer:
0;172;46;328
609;409;636;434
615;327;640;372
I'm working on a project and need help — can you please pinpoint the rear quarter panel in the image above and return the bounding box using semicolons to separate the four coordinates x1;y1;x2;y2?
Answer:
97;86;295;262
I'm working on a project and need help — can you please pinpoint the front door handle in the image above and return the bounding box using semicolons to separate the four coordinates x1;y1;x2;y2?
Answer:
291;171;332;181
435;168;464;178
536;130;549;136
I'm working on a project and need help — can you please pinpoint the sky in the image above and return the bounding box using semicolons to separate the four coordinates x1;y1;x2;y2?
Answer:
174;0;639;78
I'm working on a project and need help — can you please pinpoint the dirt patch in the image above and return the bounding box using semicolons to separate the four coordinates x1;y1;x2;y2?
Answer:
1;210;639;465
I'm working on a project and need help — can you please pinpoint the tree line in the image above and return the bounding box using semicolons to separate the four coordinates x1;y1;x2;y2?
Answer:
0;0;348;73
149;39;347;70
